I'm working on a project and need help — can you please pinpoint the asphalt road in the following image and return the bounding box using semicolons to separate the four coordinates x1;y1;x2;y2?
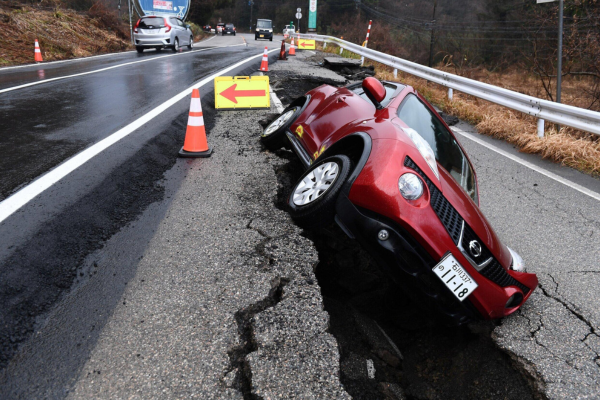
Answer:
1;32;599;400
0;33;296;394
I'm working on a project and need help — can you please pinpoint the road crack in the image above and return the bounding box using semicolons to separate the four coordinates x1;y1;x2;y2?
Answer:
226;276;289;400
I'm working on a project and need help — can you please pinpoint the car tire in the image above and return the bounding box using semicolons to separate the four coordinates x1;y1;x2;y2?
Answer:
270;37;273;41
260;104;302;151
234;33;236;36
172;38;179;52
136;46;144;53
188;37;193;49
287;155;352;229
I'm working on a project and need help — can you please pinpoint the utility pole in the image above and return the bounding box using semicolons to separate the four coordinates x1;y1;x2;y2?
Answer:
428;0;437;68
556;0;563;103
249;0;253;31
128;0;133;45
536;0;563;104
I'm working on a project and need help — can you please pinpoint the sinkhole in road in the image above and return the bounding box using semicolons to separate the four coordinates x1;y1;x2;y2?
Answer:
270;150;535;400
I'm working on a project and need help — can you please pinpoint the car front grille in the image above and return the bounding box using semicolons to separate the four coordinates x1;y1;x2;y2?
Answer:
404;156;530;295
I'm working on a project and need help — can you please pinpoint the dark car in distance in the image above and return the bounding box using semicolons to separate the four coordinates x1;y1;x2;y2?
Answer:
222;23;236;35
255;19;273;41
261;77;538;325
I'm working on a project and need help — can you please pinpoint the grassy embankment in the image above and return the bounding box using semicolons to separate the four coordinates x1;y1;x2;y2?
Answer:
0;2;210;67
317;43;600;177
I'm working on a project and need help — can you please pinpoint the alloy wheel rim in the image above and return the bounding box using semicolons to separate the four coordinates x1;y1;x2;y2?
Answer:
263;108;296;137
293;161;339;206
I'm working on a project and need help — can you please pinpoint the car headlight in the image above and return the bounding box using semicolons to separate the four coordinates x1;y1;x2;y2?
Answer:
398;173;424;200
269;29;273;32
508;247;526;272
404;127;439;181
256;28;259;32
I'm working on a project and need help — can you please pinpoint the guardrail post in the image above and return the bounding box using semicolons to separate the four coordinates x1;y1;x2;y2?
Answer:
323;42;327;49
448;88;453;101
537;119;545;138
393;69;397;79
340;47;343;55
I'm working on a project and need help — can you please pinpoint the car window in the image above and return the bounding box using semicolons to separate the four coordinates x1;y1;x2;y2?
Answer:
226;23;234;28
139;17;165;28
257;20;272;29
397;94;477;202
351;83;399;108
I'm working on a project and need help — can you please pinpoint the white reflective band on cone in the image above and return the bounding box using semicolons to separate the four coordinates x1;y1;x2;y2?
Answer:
187;116;204;126
189;99;202;112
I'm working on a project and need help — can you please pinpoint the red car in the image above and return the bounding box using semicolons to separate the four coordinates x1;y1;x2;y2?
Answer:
261;77;538;324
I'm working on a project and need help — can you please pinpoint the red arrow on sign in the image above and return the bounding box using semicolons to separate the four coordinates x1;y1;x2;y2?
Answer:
300;41;307;48
219;84;265;104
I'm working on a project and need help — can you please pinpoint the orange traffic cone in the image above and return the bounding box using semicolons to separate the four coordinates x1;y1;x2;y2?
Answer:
34;39;43;62
279;40;287;60
289;37;296;56
259;46;269;71
178;88;212;158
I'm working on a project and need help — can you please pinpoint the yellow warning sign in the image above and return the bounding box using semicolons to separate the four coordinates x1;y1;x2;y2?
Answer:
297;39;316;50
215;76;270;109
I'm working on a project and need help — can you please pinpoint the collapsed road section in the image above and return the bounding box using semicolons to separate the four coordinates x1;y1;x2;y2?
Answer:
1;39;598;399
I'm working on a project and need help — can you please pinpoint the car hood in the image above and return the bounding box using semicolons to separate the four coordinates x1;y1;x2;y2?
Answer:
365;122;513;268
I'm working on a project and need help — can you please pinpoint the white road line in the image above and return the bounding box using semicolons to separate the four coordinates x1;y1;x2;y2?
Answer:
0;48;279;224
0;44;245;94
0;36;216;72
453;127;600;202
0;51;136;72
270;85;284;113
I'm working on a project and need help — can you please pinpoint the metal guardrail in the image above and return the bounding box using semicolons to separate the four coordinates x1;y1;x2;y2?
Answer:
293;33;600;137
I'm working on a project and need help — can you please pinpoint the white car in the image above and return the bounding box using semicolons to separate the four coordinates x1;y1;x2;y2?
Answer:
283;25;295;36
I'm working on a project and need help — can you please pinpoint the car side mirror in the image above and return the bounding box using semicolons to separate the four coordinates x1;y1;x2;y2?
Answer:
362;77;385;109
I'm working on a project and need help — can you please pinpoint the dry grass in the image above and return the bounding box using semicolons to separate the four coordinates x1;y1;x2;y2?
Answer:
317;43;600;177
0;2;131;66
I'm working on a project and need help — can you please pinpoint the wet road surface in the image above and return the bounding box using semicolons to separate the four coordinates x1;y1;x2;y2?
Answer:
0;33;283;376
0;35;276;202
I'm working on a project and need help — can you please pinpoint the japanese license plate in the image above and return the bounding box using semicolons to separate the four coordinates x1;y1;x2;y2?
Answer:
432;254;478;301
260;34;264;37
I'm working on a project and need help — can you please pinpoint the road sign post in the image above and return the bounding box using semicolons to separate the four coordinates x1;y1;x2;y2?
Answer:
295;11;302;33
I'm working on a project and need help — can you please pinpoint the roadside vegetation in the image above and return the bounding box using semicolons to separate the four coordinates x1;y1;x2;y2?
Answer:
0;1;131;65
0;1;209;66
317;42;600;177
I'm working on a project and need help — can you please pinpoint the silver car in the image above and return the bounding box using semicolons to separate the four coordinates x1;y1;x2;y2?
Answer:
133;16;194;53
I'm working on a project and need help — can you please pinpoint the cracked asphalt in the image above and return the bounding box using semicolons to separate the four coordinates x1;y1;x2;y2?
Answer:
0;37;599;399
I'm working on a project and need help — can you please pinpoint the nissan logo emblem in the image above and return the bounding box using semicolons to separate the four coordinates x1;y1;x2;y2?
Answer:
469;240;482;258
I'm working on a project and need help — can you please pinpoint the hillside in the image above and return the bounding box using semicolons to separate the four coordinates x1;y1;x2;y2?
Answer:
0;2;131;66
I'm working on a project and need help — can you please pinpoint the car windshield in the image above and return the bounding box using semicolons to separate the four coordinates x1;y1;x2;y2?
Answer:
351;83;401;108
397;94;478;202
257;20;272;29
139;17;165;29
226;24;234;28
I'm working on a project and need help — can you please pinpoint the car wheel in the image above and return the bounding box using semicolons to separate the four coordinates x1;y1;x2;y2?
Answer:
260;105;301;151
136;46;144;53
172;38;179;52
288;155;352;229
269;37;273;41
188;37;193;49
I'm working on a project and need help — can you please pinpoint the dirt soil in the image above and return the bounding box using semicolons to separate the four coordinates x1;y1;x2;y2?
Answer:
0;2;131;66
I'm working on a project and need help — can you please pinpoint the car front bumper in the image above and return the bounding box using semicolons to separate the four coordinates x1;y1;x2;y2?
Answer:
255;32;273;39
